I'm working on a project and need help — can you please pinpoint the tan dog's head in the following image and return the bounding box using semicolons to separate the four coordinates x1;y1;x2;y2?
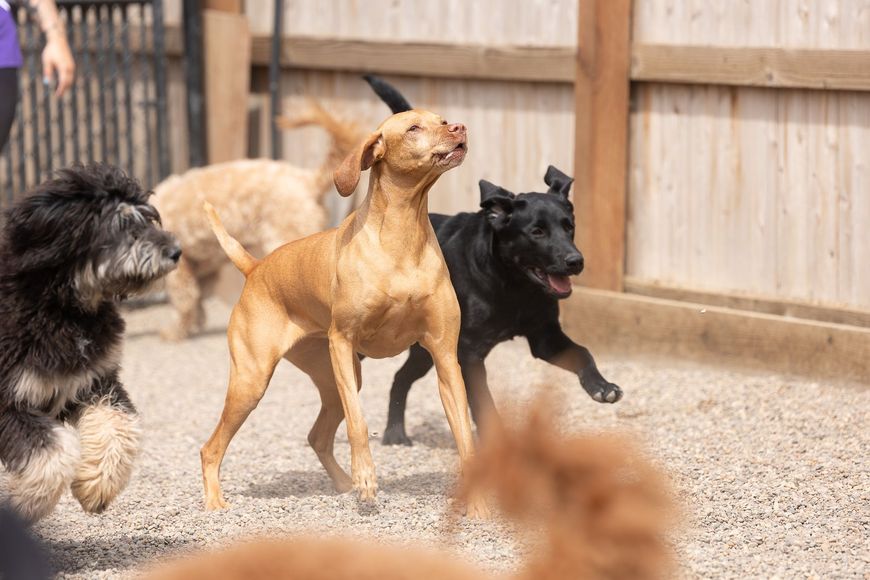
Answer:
334;110;467;196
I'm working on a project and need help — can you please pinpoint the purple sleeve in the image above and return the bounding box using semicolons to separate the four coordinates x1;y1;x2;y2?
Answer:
0;6;23;69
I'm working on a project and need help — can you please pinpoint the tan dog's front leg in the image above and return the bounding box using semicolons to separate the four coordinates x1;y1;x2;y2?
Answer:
421;336;490;519
327;331;378;501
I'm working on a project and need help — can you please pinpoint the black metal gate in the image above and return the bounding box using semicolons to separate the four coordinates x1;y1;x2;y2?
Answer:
1;0;169;204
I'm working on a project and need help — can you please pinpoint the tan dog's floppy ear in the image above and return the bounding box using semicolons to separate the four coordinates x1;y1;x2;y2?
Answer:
334;131;385;197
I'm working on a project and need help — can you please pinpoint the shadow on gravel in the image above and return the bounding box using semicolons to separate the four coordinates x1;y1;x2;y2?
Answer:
242;470;340;499
125;327;228;340
406;420;462;450
384;471;452;496
45;535;193;575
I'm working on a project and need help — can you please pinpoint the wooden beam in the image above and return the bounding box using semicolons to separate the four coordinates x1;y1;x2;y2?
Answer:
624;278;870;329
248;36;576;83
574;0;632;291
561;288;870;385
203;10;251;163
203;0;243;12
631;44;870;92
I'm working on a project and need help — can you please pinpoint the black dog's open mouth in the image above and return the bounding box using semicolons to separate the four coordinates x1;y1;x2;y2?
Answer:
526;267;573;298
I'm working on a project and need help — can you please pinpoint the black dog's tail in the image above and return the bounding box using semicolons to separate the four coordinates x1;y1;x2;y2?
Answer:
363;75;413;114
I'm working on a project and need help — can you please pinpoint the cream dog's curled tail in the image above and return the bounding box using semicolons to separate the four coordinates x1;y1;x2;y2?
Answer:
202;202;258;276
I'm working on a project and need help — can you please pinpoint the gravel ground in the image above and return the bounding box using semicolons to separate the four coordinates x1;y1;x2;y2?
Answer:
3;299;868;579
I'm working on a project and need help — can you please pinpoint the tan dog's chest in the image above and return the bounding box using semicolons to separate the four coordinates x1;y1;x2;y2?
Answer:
334;242;449;358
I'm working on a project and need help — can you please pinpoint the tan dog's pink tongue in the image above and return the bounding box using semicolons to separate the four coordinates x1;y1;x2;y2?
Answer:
547;274;572;294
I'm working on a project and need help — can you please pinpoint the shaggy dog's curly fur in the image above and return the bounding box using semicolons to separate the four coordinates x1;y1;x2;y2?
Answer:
153;104;362;340
0;164;180;522
144;404;677;580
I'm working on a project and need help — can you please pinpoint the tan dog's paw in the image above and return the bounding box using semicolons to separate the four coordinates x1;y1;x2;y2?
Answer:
465;495;491;520
352;468;378;502
204;493;229;511
332;473;353;494
159;325;190;342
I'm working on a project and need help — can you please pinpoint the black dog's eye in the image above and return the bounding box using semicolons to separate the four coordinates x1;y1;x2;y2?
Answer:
563;221;575;232
530;227;546;237
407;125;421;132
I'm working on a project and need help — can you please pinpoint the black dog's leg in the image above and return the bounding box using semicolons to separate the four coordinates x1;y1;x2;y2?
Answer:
527;324;623;404
462;358;499;432
0;410;79;522
383;343;434;446
66;374;141;514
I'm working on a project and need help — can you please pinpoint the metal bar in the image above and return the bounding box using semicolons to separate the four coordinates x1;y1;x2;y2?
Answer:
15;7;26;193
120;3;134;176
107;5;120;165
80;5;95;164
152;0;170;180
69;6;81;166
96;4;108;162
140;2;154;186
270;0;283;160
182;0;206;168
54;7;68;168
25;16;41;183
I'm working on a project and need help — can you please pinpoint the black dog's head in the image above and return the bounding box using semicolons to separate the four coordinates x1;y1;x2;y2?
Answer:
1;164;181;308
481;166;582;298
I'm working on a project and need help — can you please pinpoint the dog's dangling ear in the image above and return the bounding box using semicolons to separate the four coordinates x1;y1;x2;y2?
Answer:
334;131;386;197
479;179;515;231
544;165;574;199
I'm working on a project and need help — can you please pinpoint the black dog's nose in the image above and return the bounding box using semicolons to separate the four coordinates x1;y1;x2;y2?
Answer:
168;246;182;262
566;253;584;272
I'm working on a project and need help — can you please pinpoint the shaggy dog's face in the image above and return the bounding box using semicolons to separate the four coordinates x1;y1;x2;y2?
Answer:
75;201;181;306
2;164;181;308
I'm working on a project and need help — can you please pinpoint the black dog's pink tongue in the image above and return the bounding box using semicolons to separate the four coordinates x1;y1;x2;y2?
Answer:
547;274;572;294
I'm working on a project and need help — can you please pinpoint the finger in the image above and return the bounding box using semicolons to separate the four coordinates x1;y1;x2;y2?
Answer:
56;66;74;97
42;55;55;89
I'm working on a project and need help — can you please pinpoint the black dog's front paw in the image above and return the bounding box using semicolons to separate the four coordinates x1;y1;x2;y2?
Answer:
382;425;413;446
582;374;623;404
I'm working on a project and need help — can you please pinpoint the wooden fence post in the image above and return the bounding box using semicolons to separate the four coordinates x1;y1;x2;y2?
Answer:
574;0;632;291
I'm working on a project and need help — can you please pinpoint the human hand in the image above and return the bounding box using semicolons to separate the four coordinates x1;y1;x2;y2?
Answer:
42;31;75;97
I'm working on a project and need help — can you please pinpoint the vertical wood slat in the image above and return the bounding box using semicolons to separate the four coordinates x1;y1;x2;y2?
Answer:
574;0;632;291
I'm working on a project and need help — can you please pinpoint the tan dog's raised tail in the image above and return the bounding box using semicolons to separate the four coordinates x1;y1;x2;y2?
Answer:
200;108;487;516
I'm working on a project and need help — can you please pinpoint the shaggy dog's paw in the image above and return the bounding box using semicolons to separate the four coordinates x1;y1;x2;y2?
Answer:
583;377;623;404
381;426;413;446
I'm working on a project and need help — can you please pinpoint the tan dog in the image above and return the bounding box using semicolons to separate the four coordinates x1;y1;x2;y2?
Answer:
152;104;361;341
199;108;485;516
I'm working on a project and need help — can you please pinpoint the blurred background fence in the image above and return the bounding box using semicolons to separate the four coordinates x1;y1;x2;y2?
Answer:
0;0;171;203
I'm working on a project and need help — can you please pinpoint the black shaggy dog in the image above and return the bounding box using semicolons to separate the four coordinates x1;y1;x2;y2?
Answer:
363;76;622;446
0;164;180;522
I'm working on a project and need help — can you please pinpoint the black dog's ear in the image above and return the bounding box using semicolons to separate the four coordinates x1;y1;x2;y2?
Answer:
544;165;574;199
363;75;413;114
479;179;515;230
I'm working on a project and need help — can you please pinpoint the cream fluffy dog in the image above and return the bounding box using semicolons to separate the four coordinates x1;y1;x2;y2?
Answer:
153;104;361;340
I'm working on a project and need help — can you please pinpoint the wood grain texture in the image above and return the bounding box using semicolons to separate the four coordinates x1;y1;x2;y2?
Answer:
625;277;870;328
628;83;870;311
561;288;870;385
631;44;870;91
203;11;251;163
250;36;576;83
574;0;633;291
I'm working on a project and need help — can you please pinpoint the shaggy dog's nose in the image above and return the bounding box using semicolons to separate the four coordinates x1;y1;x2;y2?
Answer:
168;246;182;262
447;123;466;135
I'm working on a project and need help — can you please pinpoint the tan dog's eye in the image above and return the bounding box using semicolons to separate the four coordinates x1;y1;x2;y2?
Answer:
407;125;421;132
441;121;448;125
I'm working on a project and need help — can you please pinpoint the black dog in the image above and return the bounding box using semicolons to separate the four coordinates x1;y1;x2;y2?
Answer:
363;76;622;446
0;164;180;521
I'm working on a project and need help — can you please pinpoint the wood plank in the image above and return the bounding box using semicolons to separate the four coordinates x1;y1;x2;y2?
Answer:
561;287;870;385
203;11;251;163
249;36;576;83
573;0;632;291
631;44;870;92
624;278;870;329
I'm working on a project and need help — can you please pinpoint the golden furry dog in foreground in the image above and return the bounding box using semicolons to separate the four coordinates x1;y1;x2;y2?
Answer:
152;104;362;340
145;404;677;580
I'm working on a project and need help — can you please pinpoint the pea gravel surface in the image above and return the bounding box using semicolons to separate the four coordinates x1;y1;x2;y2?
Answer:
3;300;867;579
